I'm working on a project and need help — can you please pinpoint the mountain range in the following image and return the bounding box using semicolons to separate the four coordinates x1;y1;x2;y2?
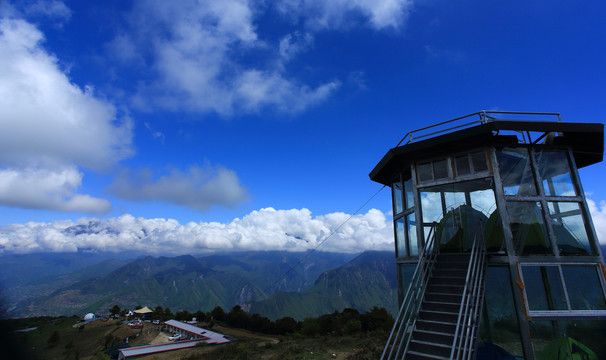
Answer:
0;250;397;320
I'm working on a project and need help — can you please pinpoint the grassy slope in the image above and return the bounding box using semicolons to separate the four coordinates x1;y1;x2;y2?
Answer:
5;317;388;360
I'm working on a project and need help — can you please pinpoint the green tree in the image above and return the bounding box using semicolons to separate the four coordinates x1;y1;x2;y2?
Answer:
109;304;121;316
163;308;174;321
361;306;394;332
175;310;192;321
211;306;226;322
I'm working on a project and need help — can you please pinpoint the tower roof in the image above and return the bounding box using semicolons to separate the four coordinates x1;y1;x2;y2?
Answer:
369;112;604;186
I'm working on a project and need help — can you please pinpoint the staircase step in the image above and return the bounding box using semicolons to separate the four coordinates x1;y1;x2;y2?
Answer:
427;284;464;294
409;339;452;358
421;300;461;313
424;292;462;303
412;329;454;345
415;319;456;333
405;350;449;360
433;268;467;278
418;310;458;323
429;276;466;286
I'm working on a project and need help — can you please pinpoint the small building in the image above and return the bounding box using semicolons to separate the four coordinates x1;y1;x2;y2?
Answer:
117;320;230;359
370;111;606;359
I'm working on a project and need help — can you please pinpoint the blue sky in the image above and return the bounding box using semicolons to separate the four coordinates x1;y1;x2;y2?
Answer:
0;0;605;254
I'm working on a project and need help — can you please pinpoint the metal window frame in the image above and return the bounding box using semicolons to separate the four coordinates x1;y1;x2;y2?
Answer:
519;263;606;320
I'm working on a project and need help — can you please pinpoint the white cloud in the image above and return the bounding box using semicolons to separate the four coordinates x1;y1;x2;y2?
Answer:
0;208;394;254
24;1;71;24
109;166;249;211
117;0;422;116
0;18;132;214
588;198;606;245
0;18;133;170
0;167;110;215
275;0;414;31
279;32;314;62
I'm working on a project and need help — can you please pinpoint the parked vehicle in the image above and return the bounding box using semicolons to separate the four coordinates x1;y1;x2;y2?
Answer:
168;334;182;341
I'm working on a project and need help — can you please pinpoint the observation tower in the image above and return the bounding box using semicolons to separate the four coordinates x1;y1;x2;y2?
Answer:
370;111;606;359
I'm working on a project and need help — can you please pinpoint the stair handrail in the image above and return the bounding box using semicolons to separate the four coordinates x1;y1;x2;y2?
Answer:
450;223;488;360
381;222;439;360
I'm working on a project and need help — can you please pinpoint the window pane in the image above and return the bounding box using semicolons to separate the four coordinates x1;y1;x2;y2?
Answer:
497;148;537;196
433;159;449;180
561;266;606;310
523;266;567;310
507;202;552;255
455;155;471;176
403;178;415;209
479;266;524;358
444;191;466;213
392;181;404;214
530;320;606;360
536;150;577;196
421;191;443;223
399;263;417;298
417;162;433;183
548;202;593;255
407;213;418;256
396;218;407;257
471;151;488;172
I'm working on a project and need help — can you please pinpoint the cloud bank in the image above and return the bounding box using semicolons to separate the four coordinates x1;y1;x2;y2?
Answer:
0;208;394;254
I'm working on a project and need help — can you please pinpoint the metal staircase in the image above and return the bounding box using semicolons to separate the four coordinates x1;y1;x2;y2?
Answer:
382;227;487;360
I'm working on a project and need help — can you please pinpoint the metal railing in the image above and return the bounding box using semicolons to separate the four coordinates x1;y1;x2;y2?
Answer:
449;225;488;360
381;224;439;360
396;110;562;146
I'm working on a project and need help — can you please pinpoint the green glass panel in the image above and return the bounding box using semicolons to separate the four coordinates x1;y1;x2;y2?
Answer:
399;263;417;300
497;148;537;196
507;202;552;255
523;266;567;310
417;162;432;183
455;155;471;176
471;151;489;172
561;265;606;310
536;150;577;196
479;266;523;358
548;202;593;255
530;320;606;359
433;158;449;180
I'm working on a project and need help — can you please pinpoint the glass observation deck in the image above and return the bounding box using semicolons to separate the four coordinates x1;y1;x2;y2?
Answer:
370;111;606;359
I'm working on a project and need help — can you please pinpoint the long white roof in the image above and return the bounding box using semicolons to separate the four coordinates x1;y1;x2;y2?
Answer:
119;340;200;358
164;319;230;344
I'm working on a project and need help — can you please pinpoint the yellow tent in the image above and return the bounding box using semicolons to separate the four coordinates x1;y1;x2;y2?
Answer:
134;306;153;314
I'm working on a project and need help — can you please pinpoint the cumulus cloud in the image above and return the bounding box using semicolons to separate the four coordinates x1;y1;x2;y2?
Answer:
109;166;249;211
588;198;606;245
0;18;132;170
0;18;132;214
0;167;110;215
0;208;394;254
